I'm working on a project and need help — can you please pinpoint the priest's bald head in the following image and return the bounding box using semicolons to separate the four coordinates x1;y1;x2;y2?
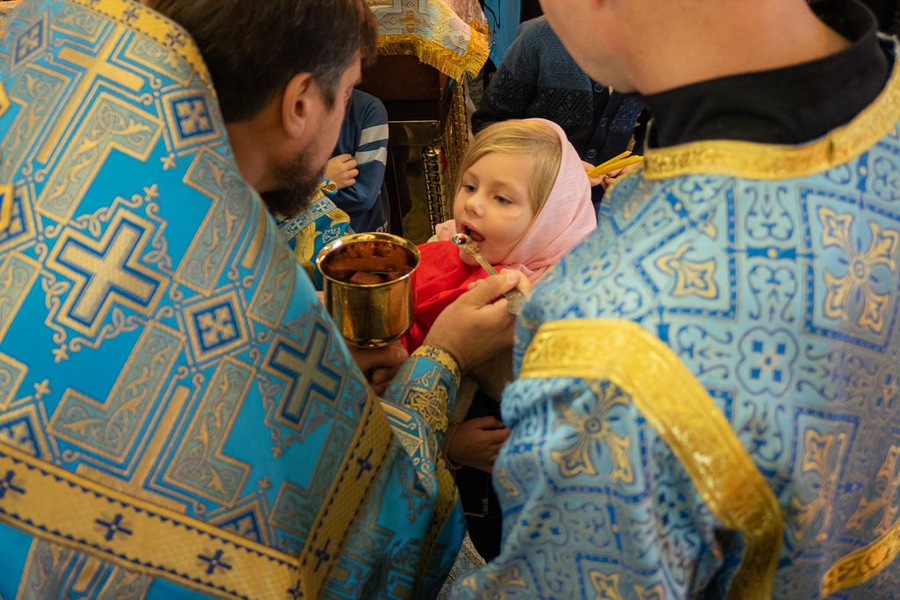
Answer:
539;0;851;96
148;0;377;216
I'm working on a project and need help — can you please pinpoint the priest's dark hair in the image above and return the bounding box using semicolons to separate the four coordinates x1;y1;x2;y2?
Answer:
150;0;377;122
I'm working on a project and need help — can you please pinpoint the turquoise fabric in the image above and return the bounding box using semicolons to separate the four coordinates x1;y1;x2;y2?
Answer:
482;0;519;67
278;194;353;290
0;0;462;597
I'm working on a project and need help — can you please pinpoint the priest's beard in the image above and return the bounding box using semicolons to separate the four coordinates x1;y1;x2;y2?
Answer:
261;151;323;218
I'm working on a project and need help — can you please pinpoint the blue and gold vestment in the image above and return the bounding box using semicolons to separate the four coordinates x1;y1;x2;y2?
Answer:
0;0;464;597
452;37;900;600
277;191;352;290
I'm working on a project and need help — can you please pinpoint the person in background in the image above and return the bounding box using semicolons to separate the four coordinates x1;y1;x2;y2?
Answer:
323;89;392;233
472;15;647;203
275;90;390;289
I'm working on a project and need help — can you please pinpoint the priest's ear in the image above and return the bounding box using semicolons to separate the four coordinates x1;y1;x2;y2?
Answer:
280;73;317;141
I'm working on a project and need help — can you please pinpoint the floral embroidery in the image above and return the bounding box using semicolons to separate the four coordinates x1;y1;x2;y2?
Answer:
656;242;718;299
820;207;900;334
551;382;633;482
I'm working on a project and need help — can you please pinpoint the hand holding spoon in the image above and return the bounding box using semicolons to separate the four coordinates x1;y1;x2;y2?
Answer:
452;233;524;315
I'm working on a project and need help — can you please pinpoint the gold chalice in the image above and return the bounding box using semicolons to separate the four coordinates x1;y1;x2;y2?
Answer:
317;232;420;348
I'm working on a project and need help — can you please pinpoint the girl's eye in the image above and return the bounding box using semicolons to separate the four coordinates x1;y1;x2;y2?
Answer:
462;184;476;193
495;196;512;205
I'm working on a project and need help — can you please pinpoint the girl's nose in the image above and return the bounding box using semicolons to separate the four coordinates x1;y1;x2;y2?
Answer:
465;193;485;216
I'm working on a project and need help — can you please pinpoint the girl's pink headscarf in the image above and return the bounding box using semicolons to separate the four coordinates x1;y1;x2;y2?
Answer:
434;118;596;281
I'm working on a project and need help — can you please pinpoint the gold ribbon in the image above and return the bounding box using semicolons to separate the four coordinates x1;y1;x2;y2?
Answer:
643;53;900;181
0;184;13;233
822;516;900;596
295;390;395;598
0;442;298;599
521;319;784;600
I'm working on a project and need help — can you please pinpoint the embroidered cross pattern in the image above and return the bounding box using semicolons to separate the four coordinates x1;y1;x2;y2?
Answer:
36;33;145;164
55;219;160;327
174;98;213;137
14;22;42;63
269;327;342;424
198;549;232;575
819;207;900;335
95;513;133;541
196;305;238;350
313;540;331;571
165;30;185;48
356;449;374;479
750;340;787;383
0;469;25;499
288;581;305;599
121;7;140;23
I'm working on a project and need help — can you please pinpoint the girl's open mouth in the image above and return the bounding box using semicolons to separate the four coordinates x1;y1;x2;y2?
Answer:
462;224;485;243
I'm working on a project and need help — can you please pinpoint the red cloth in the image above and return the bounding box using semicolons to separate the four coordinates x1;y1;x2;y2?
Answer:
404;241;490;353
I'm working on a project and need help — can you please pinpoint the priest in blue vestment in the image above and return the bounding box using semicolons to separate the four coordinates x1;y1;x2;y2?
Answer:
0;0;523;597
453;0;900;598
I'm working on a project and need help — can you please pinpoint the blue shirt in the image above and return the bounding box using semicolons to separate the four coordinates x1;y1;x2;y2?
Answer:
331;90;390;233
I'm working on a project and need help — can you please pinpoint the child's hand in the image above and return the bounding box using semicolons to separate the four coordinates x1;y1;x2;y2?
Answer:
582;160;604;187
599;168;623;190
600;162;642;190
324;154;359;189
446;417;511;473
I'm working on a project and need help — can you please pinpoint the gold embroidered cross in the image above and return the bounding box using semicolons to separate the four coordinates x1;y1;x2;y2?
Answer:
36;28;144;164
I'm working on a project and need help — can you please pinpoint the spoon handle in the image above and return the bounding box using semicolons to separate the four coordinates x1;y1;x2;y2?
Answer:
504;289;525;315
467;249;524;315
470;252;498;276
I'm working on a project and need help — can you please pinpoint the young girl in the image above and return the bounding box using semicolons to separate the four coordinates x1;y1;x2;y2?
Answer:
406;118;596;351
405;118;596;565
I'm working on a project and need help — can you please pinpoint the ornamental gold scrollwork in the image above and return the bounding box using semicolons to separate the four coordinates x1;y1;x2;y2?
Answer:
819;206;900;335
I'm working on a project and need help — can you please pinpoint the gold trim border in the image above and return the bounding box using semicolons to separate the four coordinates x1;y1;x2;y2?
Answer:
0;184;13;232
376;27;489;81
521;319;784;600
68;0;214;95
413;461;457;593
643;54;900;181
0;442;298;599
0;81;9;119
413;345;462;384
822;515;900;596
295;390;394;598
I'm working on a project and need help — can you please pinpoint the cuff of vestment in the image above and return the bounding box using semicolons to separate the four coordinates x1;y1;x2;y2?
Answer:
412;345;462;385
379;345;461;437
319;179;339;197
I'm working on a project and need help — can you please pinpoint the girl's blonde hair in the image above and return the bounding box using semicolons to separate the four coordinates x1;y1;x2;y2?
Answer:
455;119;563;214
